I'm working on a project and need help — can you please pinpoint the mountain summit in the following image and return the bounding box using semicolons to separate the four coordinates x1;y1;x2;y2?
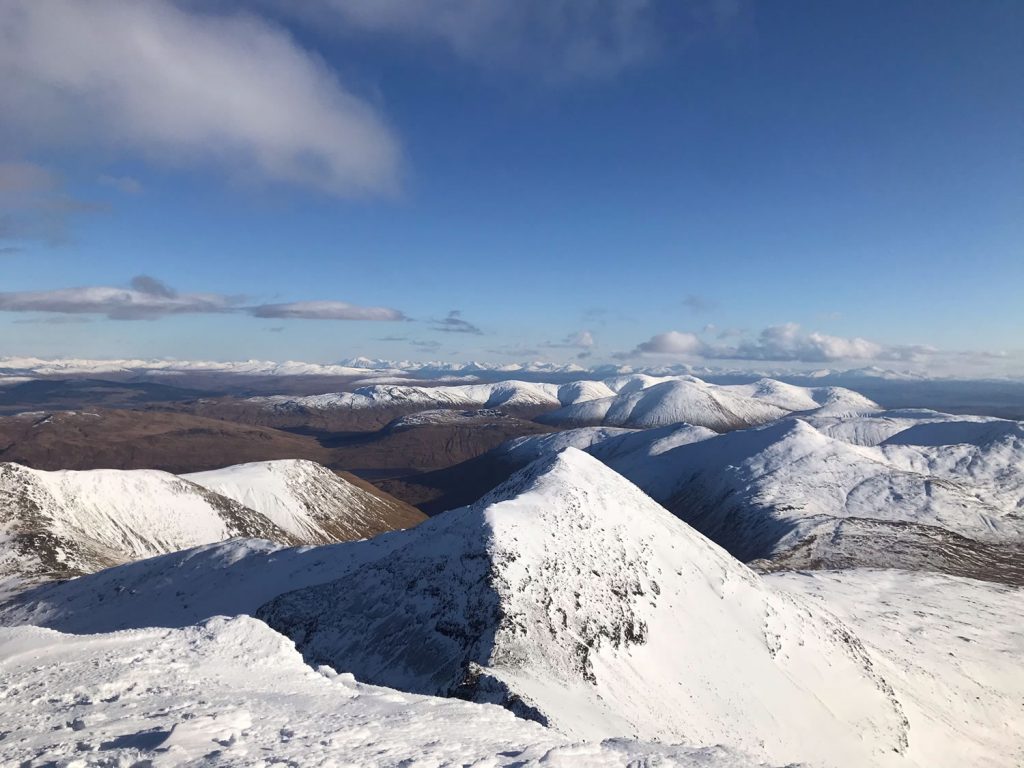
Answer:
259;448;908;767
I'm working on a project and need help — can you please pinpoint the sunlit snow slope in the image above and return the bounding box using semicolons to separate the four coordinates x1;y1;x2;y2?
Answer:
0;459;422;596
184;459;424;543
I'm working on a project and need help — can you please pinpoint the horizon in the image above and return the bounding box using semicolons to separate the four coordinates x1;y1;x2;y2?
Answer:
2;1;1021;375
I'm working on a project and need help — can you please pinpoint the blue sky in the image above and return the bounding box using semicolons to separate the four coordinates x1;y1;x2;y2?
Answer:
1;0;1021;373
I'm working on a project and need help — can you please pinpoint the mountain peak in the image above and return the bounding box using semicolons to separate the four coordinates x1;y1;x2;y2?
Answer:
258;449;908;766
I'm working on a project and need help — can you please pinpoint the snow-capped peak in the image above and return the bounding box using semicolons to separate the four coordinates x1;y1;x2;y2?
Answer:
258;449;908;767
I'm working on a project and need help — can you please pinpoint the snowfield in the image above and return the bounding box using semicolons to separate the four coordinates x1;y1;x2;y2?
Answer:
0;615;777;767
5;450;1022;767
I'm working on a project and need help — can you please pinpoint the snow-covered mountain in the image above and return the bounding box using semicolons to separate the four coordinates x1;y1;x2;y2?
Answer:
250;374;877;431
4;454;1019;765
495;411;1024;582
538;376;876;429
2;450;1022;766
0;460;423;596
258;449;908;767
183;459;424;543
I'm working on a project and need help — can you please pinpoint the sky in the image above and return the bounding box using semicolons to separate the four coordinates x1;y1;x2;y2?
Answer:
1;0;1021;375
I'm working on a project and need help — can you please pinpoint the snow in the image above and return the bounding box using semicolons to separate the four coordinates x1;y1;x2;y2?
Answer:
183;459;416;543
258;450;909;768
252;374;879;432
770;569;1024;768
0;615;773;767
1;450;1021;766
0;462;297;595
0;459;419;597
489;412;1024;577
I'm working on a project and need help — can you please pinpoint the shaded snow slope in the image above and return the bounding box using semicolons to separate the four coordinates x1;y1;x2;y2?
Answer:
0;615;774;768
184;459;424;543
0;538;393;632
258;449;908;768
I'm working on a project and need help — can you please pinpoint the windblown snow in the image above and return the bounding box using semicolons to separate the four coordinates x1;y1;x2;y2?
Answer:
0;613;790;768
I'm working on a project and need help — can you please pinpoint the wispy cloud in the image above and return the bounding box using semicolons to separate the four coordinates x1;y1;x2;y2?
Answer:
275;0;669;82
98;174;143;195
410;339;442;352
0;162;98;246
682;294;716;313
489;344;542;357
542;330;595;350
431;310;483;335
0;277;408;322
249;301;407;321
0;0;400;196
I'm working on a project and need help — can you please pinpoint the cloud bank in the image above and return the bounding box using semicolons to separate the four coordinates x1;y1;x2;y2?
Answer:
624;323;946;364
0;0;399;196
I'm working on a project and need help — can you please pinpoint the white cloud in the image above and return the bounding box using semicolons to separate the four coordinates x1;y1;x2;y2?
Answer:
729;323;882;363
629;330;706;356
0;0;399;196
624;324;945;363
249;301;407;321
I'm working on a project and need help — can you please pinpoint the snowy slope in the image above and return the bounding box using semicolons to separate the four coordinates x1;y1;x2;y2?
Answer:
0;615;779;768
490;411;1024;581
2;453;1022;765
770;569;1024;768
183;459;423;543
0;459;422;597
258;449;908;768
0;462;299;595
